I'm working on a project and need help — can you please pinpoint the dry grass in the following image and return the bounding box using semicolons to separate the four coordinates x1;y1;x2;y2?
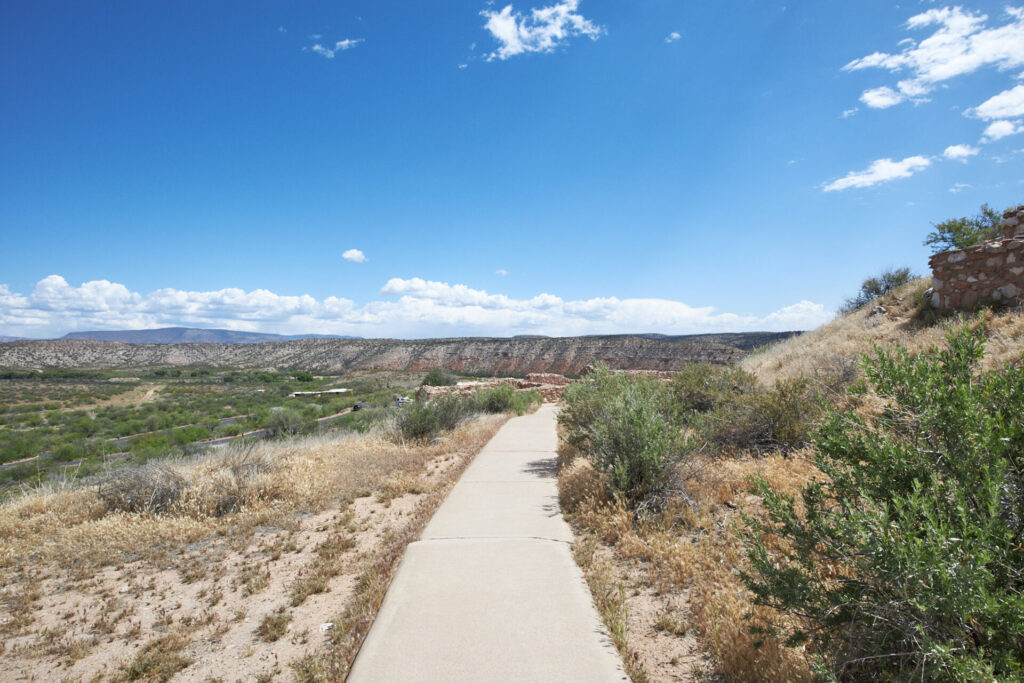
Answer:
0;414;509;681
743;278;1024;385
562;453;817;682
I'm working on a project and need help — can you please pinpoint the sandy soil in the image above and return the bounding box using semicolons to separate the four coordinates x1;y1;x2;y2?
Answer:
1;486;429;682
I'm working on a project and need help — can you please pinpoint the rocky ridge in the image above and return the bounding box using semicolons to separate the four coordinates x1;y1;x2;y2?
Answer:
0;336;745;374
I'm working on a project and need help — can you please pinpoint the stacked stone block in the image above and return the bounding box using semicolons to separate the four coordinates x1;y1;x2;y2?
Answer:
928;206;1024;310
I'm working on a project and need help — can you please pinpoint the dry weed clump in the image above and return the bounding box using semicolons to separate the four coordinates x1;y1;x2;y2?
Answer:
561;452;817;682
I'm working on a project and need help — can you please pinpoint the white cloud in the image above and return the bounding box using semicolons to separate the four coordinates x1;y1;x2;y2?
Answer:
0;275;833;339
481;0;603;61
949;182;971;193
665;31;681;44
342;249;368;263
967;83;1024;120
458;63;468;69
495;269;508;276
860;86;904;109
841;107;859;118
981;119;1024;141
308;38;363;59
942;143;980;160
822;155;932;192
844;7;1024;108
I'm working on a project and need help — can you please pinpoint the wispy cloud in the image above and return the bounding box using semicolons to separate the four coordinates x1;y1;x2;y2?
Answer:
823;155;932;192
495;269;508;276
942;143;979;161
949;183;971;193
841;107;859;119
307;38;364;59
665;31;681;44
481;0;603;61
844;7;1024;109
0;275;832;339
342;249;368;263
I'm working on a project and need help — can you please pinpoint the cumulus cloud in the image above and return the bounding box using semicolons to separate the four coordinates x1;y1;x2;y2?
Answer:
481;0;603;61
665;31;681;44
982;119;1024;141
822;155;932;192
968;83;1024;120
943;143;980;160
342;249;368;263
0;275;833;339
308;38;363;59
844;6;1024;108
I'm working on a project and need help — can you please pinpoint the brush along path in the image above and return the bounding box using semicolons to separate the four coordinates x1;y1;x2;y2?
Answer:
348;404;627;682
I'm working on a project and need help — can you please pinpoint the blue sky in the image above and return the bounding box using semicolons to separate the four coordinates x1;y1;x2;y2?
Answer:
2;0;1023;338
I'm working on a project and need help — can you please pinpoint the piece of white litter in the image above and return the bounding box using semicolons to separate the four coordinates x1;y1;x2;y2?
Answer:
319;622;334;632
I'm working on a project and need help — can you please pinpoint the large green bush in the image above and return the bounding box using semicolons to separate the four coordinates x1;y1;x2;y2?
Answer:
741;323;1024;680
560;366;684;503
841;266;918;313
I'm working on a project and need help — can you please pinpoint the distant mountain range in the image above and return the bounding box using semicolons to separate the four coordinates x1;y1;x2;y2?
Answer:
56;327;360;344
0;336;26;343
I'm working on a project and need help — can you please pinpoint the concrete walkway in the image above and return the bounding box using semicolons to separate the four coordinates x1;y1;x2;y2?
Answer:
347;404;628;682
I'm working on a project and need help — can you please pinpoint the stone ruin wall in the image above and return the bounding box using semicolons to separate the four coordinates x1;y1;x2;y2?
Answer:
928;205;1024;310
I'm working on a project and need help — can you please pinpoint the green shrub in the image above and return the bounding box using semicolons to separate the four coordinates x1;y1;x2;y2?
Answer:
696;377;819;454
741;323;1024;680
669;363;759;415
294;371;315;382
469;385;541;415
422;369;457;386
560;366;684;503
841;266;918;313
266;409;304;437
396;400;441;441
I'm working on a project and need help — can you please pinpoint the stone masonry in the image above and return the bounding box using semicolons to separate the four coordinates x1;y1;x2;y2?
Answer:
928;205;1024;310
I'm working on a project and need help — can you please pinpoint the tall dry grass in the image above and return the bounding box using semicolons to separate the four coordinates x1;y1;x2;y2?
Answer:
0;417;504;573
560;453;818;682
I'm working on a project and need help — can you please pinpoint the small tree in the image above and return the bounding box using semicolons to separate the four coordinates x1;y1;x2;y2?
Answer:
840;266;917;313
924;203;1001;254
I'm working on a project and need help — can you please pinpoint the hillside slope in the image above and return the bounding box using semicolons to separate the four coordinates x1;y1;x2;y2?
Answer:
0;335;745;373
743;278;1024;384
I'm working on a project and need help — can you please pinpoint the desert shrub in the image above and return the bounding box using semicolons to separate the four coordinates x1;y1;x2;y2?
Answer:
469;385;541;415
395;400;441;441
266;408;304;437
840;266;918;313
669;363;759;415
431;392;469;431
559;365;637;450
560;367;684;503
294;371;315;382
98;465;187;513
924;202;1002;254
741;323;1024;680
422;369;457;386
697;377;820;454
